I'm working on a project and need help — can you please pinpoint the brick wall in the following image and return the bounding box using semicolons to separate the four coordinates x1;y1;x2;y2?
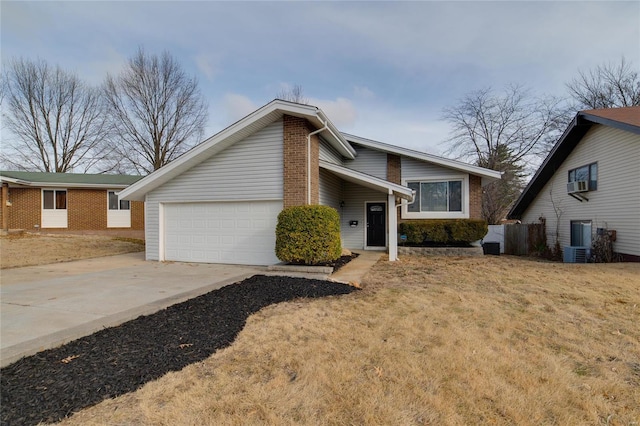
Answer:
1;187;145;231
469;174;482;219
283;115;319;208
131;200;145;230
68;189;107;230
386;154;401;184
4;188;41;230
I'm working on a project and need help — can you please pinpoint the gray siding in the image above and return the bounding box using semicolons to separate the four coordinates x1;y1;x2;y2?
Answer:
341;182;387;249
401;157;467;180
521;125;640;257
344;144;387;179
145;120;284;260
319;168;343;211
319;139;343;165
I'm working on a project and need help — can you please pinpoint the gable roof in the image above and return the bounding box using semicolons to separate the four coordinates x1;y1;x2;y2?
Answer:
120;99;355;201
342;133;502;182
508;106;640;219
0;171;143;188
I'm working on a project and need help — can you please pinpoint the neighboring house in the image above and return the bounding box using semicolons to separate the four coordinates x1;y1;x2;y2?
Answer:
120;100;501;265
0;171;145;233
508;106;640;261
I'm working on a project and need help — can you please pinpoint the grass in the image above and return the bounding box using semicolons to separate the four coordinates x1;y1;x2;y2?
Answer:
57;255;640;425
0;233;144;269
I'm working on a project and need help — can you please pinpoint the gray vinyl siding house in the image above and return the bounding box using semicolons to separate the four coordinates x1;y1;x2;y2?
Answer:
509;106;640;261
121;100;500;266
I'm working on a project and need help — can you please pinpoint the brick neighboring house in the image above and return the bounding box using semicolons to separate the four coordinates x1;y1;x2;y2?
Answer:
120;100;501;265
0;171;144;235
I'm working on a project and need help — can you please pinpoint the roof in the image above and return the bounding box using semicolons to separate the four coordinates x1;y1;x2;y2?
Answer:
120;99;355;201
508;106;640;219
0;171;143;188
342;133;502;183
319;160;414;201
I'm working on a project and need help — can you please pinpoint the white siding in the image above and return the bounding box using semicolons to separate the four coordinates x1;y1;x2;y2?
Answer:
319;168;343;211
344;144;387;179
521;125;640;257
341;182;386;249
145;120;284;260
319;140;343;165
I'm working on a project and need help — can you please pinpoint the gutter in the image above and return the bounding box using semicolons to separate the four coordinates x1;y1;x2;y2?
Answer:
307;121;328;205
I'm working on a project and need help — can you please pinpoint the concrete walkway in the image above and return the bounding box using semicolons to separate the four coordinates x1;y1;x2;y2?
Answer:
0;252;264;367
330;250;384;287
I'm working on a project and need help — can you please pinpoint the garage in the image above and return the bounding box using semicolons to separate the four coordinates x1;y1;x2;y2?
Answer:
163;201;282;265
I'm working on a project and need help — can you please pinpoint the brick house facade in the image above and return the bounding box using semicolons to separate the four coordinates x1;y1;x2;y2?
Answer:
1;172;144;233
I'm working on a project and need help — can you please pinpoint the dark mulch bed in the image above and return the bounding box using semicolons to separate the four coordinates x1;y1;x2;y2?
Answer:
287;253;359;271
1;275;357;426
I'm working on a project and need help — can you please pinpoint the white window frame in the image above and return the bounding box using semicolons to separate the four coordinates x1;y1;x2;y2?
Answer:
401;175;469;219
107;190;132;228
108;190;130;211
41;189;68;228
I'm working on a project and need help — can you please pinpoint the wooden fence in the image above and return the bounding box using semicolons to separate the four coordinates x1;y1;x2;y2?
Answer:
503;223;545;256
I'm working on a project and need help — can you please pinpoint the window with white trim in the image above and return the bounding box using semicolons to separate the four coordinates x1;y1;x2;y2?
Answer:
108;191;130;210
43;190;67;210
407;180;462;212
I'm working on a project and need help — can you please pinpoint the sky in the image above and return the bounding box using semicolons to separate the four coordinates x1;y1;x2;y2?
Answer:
2;1;639;157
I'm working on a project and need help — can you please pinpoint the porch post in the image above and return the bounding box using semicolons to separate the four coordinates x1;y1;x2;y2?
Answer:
1;183;8;232
388;192;398;261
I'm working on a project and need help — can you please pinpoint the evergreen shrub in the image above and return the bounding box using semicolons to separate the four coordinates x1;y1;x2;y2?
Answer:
275;205;342;265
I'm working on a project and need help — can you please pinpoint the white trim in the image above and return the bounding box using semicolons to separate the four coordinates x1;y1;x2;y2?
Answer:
388;193;398;261
401;176;470;219
364;200;388;250
344;133;502;182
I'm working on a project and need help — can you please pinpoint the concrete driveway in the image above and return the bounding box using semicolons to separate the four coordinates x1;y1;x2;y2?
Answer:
0;252;264;367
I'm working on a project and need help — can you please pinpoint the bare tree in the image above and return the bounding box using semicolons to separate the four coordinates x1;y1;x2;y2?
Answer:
442;84;566;223
277;84;308;104
1;58;110;172
567;57;640;109
103;48;208;174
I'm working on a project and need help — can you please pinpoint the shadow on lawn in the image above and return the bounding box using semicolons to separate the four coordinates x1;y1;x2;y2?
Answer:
1;275;357;426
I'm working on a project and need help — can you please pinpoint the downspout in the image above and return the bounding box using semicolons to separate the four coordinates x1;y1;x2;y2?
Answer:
307;120;328;205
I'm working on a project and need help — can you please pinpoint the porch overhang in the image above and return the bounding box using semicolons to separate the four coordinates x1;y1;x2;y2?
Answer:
319;160;414;201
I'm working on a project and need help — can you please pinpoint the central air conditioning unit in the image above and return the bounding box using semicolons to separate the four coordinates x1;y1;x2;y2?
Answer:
564;246;591;263
567;180;588;194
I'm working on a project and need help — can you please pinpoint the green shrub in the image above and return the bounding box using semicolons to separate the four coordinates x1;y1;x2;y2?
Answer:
399;219;488;245
275;205;342;265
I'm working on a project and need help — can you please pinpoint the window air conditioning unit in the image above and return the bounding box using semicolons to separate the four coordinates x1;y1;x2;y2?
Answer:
567;180;588;194
563;246;590;263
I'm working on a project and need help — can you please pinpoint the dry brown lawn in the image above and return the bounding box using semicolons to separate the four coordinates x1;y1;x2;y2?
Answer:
0;233;145;269
57;255;640;425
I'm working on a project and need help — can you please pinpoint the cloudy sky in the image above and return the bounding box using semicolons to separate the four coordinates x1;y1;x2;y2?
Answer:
2;1;639;155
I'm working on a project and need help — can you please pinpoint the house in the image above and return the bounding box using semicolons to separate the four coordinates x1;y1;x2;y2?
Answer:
0;171;145;234
119;100;501;265
508;106;640;261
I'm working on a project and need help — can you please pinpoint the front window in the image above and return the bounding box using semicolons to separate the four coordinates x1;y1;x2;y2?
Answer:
407;180;462;212
568;162;597;190
43;190;67;210
108;191;130;210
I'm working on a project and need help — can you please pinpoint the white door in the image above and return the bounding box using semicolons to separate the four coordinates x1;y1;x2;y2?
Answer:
163;201;282;265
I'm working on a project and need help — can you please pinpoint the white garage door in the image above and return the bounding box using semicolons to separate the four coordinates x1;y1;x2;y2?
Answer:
164;201;282;265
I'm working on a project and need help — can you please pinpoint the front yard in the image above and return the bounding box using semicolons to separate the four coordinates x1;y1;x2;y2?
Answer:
0;233;144;269
55;255;639;425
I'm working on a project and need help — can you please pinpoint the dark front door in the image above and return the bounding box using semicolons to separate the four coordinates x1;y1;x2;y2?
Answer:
366;202;386;247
